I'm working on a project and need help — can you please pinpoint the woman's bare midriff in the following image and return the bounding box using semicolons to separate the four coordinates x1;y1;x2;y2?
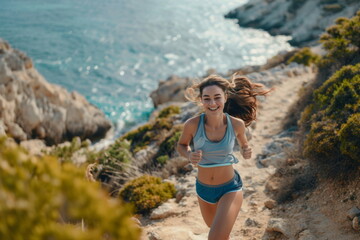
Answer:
197;165;235;185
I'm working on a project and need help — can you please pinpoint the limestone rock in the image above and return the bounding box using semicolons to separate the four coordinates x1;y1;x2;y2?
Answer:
264;199;277;209
353;216;360;231
147;231;161;240
260;152;287;168
20;139;47;156
0;120;5;136
225;0;360;46
266;218;292;238
265;178;281;194
150;199;180;220
150;75;192;107
7;122;27;141
245;218;261;228
347;206;360;220
0;38;111;145
243;186;256;198
298;229;316;240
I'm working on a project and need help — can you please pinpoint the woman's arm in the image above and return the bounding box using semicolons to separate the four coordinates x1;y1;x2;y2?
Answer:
231;117;252;159
177;117;202;164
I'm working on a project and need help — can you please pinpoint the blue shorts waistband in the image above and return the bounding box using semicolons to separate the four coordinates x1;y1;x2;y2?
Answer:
196;170;239;188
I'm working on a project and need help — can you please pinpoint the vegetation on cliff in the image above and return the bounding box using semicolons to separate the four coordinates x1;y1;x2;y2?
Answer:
0;137;140;239
298;12;360;178
87;105;182;208
287;47;320;66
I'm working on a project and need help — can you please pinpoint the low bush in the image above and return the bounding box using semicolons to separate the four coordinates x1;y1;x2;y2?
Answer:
155;129;182;165
119;175;176;214
304;118;340;162
319;11;360;78
0;137;140;240
97;139;134;170
339;113;360;162
156;155;170;165
121;106;180;153
158;105;180;118
314;64;360;123
287;47;320;66
46;137;96;164
301;64;360;178
121;123;154;152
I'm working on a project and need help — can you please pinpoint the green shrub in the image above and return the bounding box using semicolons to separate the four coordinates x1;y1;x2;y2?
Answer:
47;137;87;163
319;11;360;76
121;123;154;152
119;175;176;214
315;64;360;106
158;105;180;118
301;65;360;177
314;64;360;122
0;137;140;240
155;130;182;165
287;47;320;66
304;119;340;161
154;117;173;130
326;78;359;121
299;103;315;129
97;139;134;170
156;155;170;165
120;106;181;153
339;113;360;162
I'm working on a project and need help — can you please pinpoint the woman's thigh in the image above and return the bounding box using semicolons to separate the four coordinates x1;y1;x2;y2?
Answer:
197;196;218;228
208;191;243;240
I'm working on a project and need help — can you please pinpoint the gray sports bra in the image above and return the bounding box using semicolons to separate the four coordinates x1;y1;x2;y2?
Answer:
193;113;239;167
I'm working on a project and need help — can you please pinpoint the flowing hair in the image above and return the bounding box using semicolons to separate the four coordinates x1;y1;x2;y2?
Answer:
185;74;271;126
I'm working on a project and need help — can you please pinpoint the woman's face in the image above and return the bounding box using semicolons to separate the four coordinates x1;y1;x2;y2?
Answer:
201;85;227;115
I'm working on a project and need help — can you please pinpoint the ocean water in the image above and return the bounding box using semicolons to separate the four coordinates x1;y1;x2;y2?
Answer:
0;0;291;137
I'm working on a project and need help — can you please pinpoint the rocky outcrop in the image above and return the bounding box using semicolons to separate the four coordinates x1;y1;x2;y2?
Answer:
256;129;296;168
225;0;360;46
150;75;193;108
0;39;111;145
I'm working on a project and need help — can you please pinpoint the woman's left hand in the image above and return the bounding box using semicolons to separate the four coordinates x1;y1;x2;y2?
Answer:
241;146;252;159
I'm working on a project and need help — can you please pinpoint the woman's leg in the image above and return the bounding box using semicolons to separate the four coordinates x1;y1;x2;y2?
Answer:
208;191;243;240
197;196;218;228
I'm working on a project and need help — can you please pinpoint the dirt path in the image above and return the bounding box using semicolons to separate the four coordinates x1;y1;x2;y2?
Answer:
140;70;316;240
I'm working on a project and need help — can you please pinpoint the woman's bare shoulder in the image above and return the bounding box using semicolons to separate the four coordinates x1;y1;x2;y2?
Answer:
184;115;201;129
229;115;246;132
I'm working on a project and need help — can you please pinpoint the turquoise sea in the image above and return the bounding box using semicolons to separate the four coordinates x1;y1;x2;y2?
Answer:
0;0;291;137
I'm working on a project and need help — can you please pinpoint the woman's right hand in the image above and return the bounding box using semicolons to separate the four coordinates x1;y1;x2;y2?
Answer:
188;150;202;165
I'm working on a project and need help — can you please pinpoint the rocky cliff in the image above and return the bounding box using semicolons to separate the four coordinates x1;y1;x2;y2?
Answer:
0;39;111;145
225;0;360;46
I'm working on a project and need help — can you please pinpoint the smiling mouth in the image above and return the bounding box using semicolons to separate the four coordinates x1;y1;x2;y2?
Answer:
209;107;219;111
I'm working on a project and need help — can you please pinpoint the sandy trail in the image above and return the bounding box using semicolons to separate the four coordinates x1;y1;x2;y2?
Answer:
140;71;315;240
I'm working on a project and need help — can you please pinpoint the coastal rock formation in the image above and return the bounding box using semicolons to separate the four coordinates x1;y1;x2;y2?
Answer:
0;39;111;145
150;75;193;108
225;0;360;46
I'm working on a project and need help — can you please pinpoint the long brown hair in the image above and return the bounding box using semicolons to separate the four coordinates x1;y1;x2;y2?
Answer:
185;74;271;126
